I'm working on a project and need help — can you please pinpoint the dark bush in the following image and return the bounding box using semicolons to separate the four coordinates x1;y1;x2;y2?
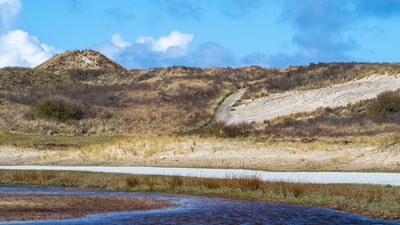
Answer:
206;122;254;137
32;96;86;122
205;122;225;137
368;91;400;115
222;123;254;137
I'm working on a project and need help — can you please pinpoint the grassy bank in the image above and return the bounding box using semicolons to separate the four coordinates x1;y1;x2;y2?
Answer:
0;170;399;221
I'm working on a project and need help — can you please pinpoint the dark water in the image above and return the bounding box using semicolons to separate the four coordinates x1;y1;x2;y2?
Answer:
0;185;398;225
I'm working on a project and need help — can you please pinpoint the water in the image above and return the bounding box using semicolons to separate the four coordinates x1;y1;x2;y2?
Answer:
0;185;398;225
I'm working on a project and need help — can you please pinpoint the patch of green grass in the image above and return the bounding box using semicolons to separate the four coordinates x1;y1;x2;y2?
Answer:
231;99;243;110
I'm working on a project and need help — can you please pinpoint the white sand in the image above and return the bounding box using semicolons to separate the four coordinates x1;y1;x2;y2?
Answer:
221;74;400;124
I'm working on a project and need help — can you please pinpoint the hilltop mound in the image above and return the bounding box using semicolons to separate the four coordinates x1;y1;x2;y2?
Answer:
35;49;126;73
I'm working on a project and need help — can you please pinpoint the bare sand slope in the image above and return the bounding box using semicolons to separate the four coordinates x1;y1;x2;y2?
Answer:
224;74;400;124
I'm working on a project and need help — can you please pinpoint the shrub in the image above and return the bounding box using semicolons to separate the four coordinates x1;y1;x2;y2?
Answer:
205;122;225;137
125;176;140;187
222;123;254;137
206;122;254;137
368;91;400;115
32;95;86;122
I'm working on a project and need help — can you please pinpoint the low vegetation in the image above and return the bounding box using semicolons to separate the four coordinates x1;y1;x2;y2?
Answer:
2;60;400;137
32;96;86;122
0;170;399;221
368;91;400;115
204;122;254;138
0;132;123;150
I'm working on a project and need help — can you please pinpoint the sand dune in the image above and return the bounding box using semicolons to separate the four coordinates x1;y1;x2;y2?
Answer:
219;74;400;124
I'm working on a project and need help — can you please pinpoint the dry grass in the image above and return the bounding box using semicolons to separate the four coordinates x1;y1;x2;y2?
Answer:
2;62;400;137
31;134;365;162
1;66;233;136
0;133;390;170
0;132;122;150
377;132;400;151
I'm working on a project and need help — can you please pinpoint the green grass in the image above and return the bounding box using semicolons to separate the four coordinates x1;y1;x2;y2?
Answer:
0;170;399;221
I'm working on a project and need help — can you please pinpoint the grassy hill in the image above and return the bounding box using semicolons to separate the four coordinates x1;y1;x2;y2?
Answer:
1;50;400;140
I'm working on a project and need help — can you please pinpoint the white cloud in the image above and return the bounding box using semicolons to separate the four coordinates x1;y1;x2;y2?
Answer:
0;0;21;31
95;33;131;60
111;33;131;48
96;30;195;67
137;30;194;55
0;29;56;67
0;0;57;68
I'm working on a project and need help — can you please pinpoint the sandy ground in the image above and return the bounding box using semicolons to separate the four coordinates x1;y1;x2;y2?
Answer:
222;74;400;124
1;139;399;172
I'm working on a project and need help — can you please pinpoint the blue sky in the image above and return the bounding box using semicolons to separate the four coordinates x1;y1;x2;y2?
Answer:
0;0;400;69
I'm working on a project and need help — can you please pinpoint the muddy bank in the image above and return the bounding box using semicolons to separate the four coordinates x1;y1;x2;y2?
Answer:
0;194;171;222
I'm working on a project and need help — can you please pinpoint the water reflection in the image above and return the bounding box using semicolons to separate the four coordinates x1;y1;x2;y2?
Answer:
0;185;398;225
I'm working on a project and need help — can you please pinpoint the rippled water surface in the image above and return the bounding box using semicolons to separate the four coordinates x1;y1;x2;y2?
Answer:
0;185;399;225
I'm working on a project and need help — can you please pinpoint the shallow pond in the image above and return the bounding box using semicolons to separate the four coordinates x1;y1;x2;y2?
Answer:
0;185;399;225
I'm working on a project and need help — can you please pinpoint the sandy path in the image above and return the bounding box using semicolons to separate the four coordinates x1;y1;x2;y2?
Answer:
215;88;247;123
223;74;400;124
1;166;399;186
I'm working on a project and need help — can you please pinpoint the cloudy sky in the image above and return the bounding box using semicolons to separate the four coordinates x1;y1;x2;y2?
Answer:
0;0;399;69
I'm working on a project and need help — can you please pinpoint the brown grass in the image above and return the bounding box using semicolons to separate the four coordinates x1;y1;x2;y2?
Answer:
2;62;400;137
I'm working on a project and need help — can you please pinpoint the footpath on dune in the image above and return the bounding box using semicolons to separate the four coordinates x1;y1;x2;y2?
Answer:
217;74;400;125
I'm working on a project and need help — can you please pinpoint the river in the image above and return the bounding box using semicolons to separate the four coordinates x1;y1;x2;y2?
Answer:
0;185;399;225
